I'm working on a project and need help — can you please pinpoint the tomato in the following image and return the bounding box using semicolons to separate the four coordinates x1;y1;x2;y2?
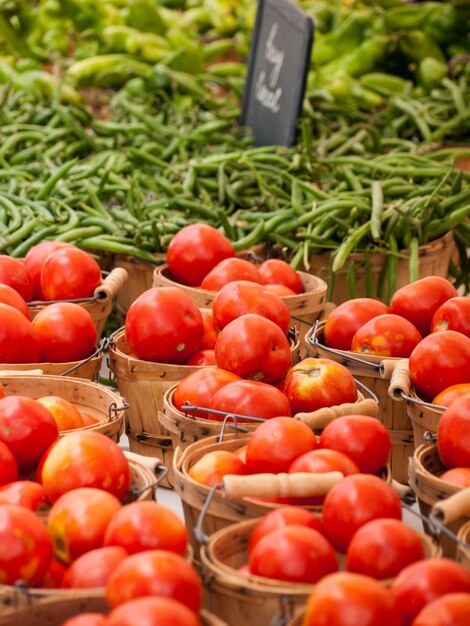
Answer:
303;572;401;626
106;550;201;612
284;358;357;415
212;281;291;333
37;396;85;432
431;297;470;338
0;284;29;319
0;396;58;472
185;350;216;366
125;287;203;364
390;276;458;337
32;302;97;363
391;559;470;626
0;302;40;363
62;617;107;626
245;417;317;474
439;467;470;488
173;368;241;419
106;597;201;626
0;480;48;511
0;440;17;487
62;546;127;589
0;383;4;400
80;412;99;426
319;415;391;474
40;431;130;503
201;258;262;291
167;224;235;287
188;451;246;487
412;593;470;626
433;384;470;407
324;299;390;351
0;256;33;301
258;259;303;294
264;284;296;296
0;504;52;584
409;331;470;402
40;557;67;588
40;248;101;300
234;444;248;463
323;474;402;552
351;314;422;358
24;241;75;300
248;507;324;553
437;395;470;468
210;379;291;421
200;310;219;349
215;314;291;383
104;501;188;556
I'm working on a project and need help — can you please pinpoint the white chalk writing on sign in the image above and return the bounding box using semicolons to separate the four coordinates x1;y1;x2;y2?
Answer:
255;23;285;114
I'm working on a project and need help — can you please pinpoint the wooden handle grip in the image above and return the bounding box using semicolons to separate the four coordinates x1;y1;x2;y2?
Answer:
124;450;162;471
94;267;128;301
294;399;379;429
388;359;411;400
0;369;44;376
223;471;343;500
431;488;470;525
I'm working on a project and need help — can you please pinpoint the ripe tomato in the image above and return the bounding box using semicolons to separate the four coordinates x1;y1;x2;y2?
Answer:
24;241;75;300
0;480;48;511
62;616;107;626
439;467;470;488
32;302;97;363
80;412;99;426
167;224;234;287
106;597;201;626
104;502;188;556
391;559;470;626
433;384;470;407
264;284;296;296
0;302;40;363
249;525;337;583
40;248;101;300
210;379;291;421
303;572;401;626
351;314;422;358
0;284;29;319
258;259;303;294
412;593;470;626
324;299;390;351
106;550;201;612
188;451;246;487
125;287;203;364
0;440;17;487
319;415;391;474
215;314;291;383
0;396;58;472
40;431;130;503
431;297;470;338
184;350;216;367
37;396;85;431
346;519;424;580
284;358;357;415
201;258;262;291
173;368;241;419
437;395;470;468
62;546;127;589
409;331;470;402
245;417;317;474
200;310;219;349
0;256;33;301
323;474;402;552
212;281;291;333
0;504;52;584
390;276;458;337
40;557;67;588
0;383;4;400
234;444;248;463
248;507;324;553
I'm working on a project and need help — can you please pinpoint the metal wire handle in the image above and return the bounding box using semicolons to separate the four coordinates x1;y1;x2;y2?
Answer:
180;402;265;441
59;336;110;377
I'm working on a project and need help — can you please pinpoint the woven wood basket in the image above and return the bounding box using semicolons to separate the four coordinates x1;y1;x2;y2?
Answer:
0;349;103;380
306;322;414;485
457;521;470;571
287;612;304;626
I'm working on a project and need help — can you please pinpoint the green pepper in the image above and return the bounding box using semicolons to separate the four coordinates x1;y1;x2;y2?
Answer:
418;57;448;91
360;72;410;97
422;5;457;46
128;0;166;35
166;28;204;74
312;12;370;67
399;30;446;65
320;35;389;80
385;3;447;31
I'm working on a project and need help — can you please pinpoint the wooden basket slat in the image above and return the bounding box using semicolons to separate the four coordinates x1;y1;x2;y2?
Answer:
0;352;102;380
407;392;443;449
457;522;470;572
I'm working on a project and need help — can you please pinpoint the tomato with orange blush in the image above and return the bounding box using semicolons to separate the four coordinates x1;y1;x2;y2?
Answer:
248;507;324;553
199;310;219;349
40;557;67;588
439;467;470;488
61;616;107;626
0;255;33;301
0;480;48;511
0;284;29;319
210;379;291;421
433;384;470;407
437;395;470;468
264;284;296;296
258;259;303;294
188;451;246;487
24;241;75;300
106;597;201;626
62;546;127;589
185;350;216;366
324;299;390;351
173;368;241;419
351;314;421;357
431;297;470;338
0;441;17;487
37;396;85;431
0;303;40;364
201;258;261;291
412;593;470;626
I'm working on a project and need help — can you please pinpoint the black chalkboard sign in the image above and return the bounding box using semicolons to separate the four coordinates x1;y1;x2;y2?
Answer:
240;0;314;147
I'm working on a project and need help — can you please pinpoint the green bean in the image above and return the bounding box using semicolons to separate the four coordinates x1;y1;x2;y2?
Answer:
55;226;103;242
232;221;265;252
10;225;58;258
408;237;419;283
346;263;358;299
35;159;78;201
78;237;158;263
387;235;399;304
370;181;383;241
0;216;41;251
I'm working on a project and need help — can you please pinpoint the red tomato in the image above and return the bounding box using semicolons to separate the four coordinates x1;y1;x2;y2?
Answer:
234;444;248;463
303;572;401;626
412;593;470;626
167;224;234;287
409;331;470;402
248;507;324;553
61;616;107;626
346;519;424;579
188;451;246;487
324;299;390;351
106;550;201;612
433;384;470;407
0;383;4;399
125;287;203;364
323;474;402;552
0;284;29;319
184;350;216;367
32;302;97;363
210;379;291;421
431;297;470;338
284;358;357;415
40;557;67;588
249;525;337;583
264;284;296;296
390;276;458;337
0;302;40;363
80;412;99;426
47;488;122;563
439;467;470;488
0;256;33;301
0;440;18;487
437;395;470;468
391;559;470;626
0;480;48;511
212;281;291;333
319;415;391;474
351;314;422;358
40;248;101;300
62;546;127;589
200;310;219;349
0;504;52;584
173;368;241;419
201;258;262;291
40;431;130;503
215;314;291;383
245;417;317;474
37;396;85;432
24;241;75;300
0;396;58;472
258;259;303;294
104;501;188;556
106;597;201;626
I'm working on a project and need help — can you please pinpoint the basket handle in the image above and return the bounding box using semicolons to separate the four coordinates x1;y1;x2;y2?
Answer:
123;450;163;472
430;487;470;525
294;398;379;430
388;359;411;400
223;471;343;500
94;267;128;301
